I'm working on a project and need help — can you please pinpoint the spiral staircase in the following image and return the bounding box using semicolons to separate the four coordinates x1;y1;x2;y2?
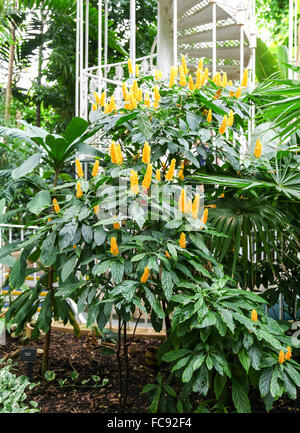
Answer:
77;0;255;120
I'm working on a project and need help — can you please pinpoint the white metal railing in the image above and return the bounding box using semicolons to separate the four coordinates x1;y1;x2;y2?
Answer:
0;223;166;336
78;53;157;120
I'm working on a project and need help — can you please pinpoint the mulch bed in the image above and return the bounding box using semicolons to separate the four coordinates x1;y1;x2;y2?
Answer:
0;331;299;413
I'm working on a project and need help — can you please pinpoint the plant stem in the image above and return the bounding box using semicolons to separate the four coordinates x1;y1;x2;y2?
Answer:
116;315;123;409
123;320;129;407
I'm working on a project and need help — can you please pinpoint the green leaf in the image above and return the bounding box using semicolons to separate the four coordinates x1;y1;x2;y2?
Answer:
232;377;251;413
82;224;93;243
44;370;56;381
162;349;192;363
259;367;273;398
111;261;124;284
11;153;41;179
144;287;165;319
214;373;227;399
238;347;251;373
94;227;106;246
27;190;51;215
270;368;281;398
161;269;174;301
61;256;77;282
193;365;209;395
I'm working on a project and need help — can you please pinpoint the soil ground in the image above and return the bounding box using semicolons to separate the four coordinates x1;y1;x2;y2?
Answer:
0;331;299;414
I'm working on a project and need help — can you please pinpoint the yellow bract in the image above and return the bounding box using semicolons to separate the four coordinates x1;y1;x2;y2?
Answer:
142;164;153;190
254;138;262;158
53;198;60;214
179;232;186;249
92;159;99;177
251;309;258;322
76;181;83;198
128;58;134;75
142;141;151;164
75;158;84;178
241;69;248;88
165;159;176;181
130;170;139;194
279;350;285;364
141;266;150;283
110;237;119;256
207;109;212;123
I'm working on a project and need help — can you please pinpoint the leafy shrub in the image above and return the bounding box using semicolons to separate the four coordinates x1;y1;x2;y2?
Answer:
147;266;300;413
0;360;39;413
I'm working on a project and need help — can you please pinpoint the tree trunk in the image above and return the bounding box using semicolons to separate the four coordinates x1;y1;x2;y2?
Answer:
4;7;16;123
36;18;44;127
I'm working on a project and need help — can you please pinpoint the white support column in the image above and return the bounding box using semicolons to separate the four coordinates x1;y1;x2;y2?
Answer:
98;0;102;94
85;0;89;71
130;0;136;71
75;0;80;116
157;0;174;75
210;0;217;76
104;0;108;95
173;0;178;66
240;25;244;82
289;0;294;79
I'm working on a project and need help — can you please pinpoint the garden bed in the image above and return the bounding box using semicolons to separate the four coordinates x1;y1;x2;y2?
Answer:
0;331;299;414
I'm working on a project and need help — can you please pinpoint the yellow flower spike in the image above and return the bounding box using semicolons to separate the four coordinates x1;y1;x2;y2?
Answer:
230;90;235;97
115;144;124;164
75;158;84;178
110;237;119;256
154;85;161;102
179;232;186;249
235;87;242;98
179;66;187;87
100;92;106;107
109;95;117;113
207;109;212;123
128;58;134;75
153;100;160;110
165;250;171;259
251;309;258;322
92;159;100;177
113;216;120;230
228;80;233;86
110;141;117;164
165;159;176;181
177;161;185;181
285;347;292;361
187;199;193;213
86;275;90;281
92;103;98;111
144;92;150;108
47;217;52;222
53;198;60;214
130;169;139;195
195;68;203;89
141;266;150;283
124;94;131;110
142;163;153;190
155;169;161;181
94;205;99;214
221;72;228;88
169;66;176;87
203;67;209;82
130;93;138;109
104;103;110;114
133;80;138;94
137;88;143;102
122;82;128;99
213;72;222;86
94;91;101;104
174;66;178;77
213;89;222;100
178;188;187;213
201;208;208;225
135;64;140;78
219;124;226;135
198;58;203;71
192;193;200;219
73;244;77;249
142;141;151;164
241;69;248;88
279;350;285;364
227;110;234;127
181;55;188;75
188;75;195;91
76;181;83;198
254;138;262;159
